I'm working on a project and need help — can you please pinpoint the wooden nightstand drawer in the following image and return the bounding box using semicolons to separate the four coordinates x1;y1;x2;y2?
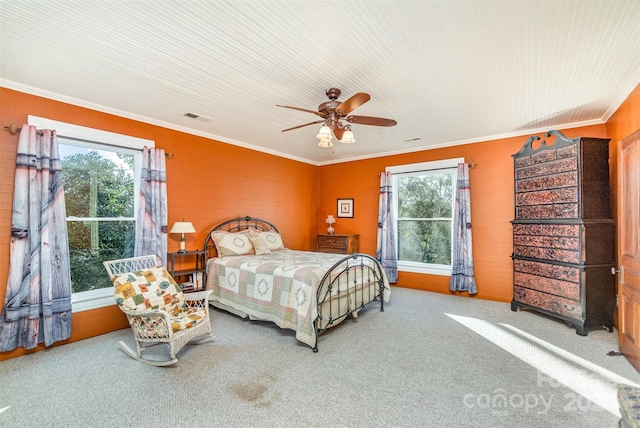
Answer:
317;234;359;254
318;235;348;247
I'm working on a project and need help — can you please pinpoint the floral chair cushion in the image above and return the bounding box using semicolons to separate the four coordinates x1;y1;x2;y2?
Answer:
112;266;206;333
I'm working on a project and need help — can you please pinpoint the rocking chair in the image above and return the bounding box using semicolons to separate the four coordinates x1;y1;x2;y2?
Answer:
103;255;214;366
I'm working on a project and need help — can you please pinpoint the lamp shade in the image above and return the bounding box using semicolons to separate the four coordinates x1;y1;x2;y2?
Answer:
170;222;196;234
340;128;355;144
316;125;332;140
170;221;196;253
318;138;333;148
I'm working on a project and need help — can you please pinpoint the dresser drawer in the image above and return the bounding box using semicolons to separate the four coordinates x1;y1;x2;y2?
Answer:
514;143;577;167
512;222;614;264
513;259;581;300
513;223;580;237
513;245;581;263
516;202;578;219
513;286;582;321
515;157;577;181
513;223;582;263
516;186;578;208
318;235;349;248
317;246;349;254
317;234;359;254
516;170;578;193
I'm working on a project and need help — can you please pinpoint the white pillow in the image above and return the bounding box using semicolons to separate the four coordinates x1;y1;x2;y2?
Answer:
210;231;254;256
249;235;272;255
248;229;285;251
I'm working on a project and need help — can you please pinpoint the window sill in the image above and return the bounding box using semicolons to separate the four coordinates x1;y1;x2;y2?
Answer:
72;288;115;312
398;262;451;276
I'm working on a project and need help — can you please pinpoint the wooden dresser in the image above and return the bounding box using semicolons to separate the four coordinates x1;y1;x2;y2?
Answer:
317;234;359;254
511;130;615;335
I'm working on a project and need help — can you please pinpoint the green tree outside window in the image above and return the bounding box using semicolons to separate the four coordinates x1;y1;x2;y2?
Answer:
61;147;136;293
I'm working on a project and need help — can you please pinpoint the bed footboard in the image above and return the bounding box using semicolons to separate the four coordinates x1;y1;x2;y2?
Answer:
313;253;387;352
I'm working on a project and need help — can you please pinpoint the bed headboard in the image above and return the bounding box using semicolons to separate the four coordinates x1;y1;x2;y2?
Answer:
203;216;279;257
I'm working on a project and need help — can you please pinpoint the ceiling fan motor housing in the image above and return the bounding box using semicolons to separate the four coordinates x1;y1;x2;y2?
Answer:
325;88;341;100
318;100;343;122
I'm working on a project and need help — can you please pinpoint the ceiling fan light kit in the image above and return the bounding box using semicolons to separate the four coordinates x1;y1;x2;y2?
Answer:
318;138;333;148
279;88;396;148
316;124;333;147
316;125;333;139
339;126;355;144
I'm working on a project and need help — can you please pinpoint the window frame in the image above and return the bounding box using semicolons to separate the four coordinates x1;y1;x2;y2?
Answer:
28;115;154;312
387;158;464;276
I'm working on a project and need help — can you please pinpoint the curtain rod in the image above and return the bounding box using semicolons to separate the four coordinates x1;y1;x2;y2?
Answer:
4;124;44;136
4;124;23;134
379;163;476;177
4;124;174;158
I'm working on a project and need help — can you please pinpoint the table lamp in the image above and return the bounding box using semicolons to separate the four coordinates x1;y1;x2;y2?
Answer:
326;215;336;235
170;221;196;253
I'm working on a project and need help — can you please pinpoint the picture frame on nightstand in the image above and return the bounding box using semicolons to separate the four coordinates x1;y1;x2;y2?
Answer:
337;198;354;218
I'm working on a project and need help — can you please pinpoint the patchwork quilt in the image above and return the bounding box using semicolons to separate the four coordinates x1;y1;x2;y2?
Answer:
206;249;390;347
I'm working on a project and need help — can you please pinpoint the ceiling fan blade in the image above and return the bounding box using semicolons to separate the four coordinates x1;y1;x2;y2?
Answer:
333;126;345;141
281;120;324;132
335;93;370;116
276;105;326;118
346;115;397;127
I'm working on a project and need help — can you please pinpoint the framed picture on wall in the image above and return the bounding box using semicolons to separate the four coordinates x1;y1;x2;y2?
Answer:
337;198;354;218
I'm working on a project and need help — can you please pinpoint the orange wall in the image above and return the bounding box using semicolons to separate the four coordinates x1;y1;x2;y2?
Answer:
0;83;638;360
318;125;608;303
607;84;640;148
607;83;640;226
0;88;318;360
317;83;640;303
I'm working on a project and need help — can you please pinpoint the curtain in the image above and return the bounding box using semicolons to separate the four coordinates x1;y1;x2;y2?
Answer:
0;126;72;351
376;171;398;283
449;163;477;294
135;146;168;266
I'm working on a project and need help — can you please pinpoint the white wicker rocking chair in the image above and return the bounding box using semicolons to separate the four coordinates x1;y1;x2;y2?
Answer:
103;255;214;366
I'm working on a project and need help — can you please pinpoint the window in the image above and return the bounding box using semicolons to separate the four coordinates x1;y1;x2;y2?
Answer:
388;158;463;276
59;144;137;292
28;116;153;311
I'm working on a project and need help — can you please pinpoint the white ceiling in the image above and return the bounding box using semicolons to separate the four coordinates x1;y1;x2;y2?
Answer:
1;1;639;165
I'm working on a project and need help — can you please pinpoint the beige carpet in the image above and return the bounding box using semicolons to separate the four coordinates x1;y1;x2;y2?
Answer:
0;287;638;427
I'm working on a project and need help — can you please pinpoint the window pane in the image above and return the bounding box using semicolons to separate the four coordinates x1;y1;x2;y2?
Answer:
397;173;453;218
398;220;451;264
67;220;135;293
60;144;137;293
59;146;134;218
394;166;456;268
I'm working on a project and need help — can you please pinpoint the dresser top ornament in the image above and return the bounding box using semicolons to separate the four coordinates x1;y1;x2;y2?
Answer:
513;130;580;158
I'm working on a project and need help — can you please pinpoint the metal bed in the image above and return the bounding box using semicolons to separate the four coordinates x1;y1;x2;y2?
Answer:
203;216;389;352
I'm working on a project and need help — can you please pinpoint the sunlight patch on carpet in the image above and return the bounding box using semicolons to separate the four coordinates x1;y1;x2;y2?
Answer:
446;313;638;416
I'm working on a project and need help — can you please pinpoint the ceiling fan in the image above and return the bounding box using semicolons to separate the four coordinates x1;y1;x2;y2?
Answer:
277;88;397;147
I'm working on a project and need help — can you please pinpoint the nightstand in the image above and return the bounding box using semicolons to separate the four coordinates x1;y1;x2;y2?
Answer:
317;234;359;254
167;250;206;291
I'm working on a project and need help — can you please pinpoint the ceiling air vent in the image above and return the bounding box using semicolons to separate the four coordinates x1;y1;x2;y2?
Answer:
184;112;212;123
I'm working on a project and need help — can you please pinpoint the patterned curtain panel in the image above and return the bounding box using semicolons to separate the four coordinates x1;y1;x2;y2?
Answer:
376;171;398;283
135;146;168;266
0;126;72;351
449;163;477;294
